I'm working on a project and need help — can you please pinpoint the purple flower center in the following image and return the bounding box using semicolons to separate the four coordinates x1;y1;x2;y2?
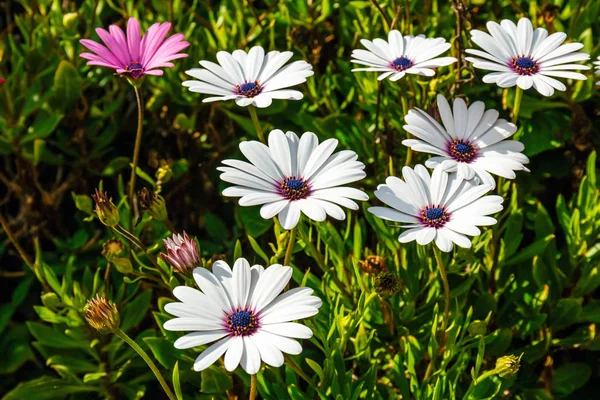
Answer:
279;176;310;200
236;80;262;98
125;62;144;79
391;57;413;71
227;309;259;336
447;139;477;163
420;205;450;229
510;56;538;75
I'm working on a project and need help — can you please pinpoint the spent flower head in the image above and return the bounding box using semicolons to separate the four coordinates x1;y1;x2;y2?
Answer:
374;271;402;298
92;189;120;227
160;232;201;274
85;295;120;334
360;255;386;276
102;238;125;261
80;17;189;80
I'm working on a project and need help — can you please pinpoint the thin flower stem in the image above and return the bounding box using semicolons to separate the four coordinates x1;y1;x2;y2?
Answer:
511;87;523;124
115;329;177;400
369;0;391;28
249;374;258;400
164;218;177;234
0;212;36;272
283;226;297;267
463;369;498;399
248;105;266;143
113;225;168;281
128;85;144;221
433;246;450;332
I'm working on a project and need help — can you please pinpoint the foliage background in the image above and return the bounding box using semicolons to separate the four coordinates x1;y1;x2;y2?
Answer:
1;0;599;399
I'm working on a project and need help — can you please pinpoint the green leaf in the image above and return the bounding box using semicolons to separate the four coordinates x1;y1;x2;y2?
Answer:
143;337;183;369
102;157;131;176
22;112;63;144
201;365;233;393
173;361;183;400
51;60;82;111
120;290;152;331
239;206;272;238
552;363;592;396
3;376;99;399
503;234;555;266
550;298;583;330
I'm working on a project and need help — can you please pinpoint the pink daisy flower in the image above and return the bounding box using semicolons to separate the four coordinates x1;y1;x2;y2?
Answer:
0;78;5;84
80;18;189;79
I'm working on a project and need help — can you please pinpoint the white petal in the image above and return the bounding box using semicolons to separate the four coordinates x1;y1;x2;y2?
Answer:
250;265;293;312
174;330;229;349
250;332;284;367
232;258;251;308
278;202;301;230
224;337;244;371
193;336;231;371
240;336;262;374
257;331;302;355
193;267;234;313
260;323;313;339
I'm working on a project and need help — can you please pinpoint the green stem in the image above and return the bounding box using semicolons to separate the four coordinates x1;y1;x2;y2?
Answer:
128;85;144;223
283;226;297;267
463;369;498;399
284;355;325;396
0;212;36;272
249;374;258;400
433;246;450;332
115;329;177;400
248;105;266;143
113;225;168;281
511;87;523;124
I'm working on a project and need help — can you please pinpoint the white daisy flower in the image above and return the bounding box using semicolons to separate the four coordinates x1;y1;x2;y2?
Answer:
218;129;369;230
368;165;503;252
402;94;530;188
182;46;313;108
351;30;457;81
594;56;600;85
465;18;590;96
163;258;322;374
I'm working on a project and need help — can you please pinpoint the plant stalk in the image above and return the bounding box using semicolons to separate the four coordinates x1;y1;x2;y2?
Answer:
433;246;450;332
283;226;297;267
248;105;266;143
128;85;144;220
511;87;523;124
249;374;258;400
115;329;177;400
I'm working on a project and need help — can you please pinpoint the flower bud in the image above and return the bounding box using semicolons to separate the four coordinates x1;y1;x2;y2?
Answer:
160;232;201;274
359;255;386;276
92;189;120;227
468;320;487;337
85;295;120;334
156;164;173;184
374;271;402;298
137;188;168;222
113;258;133;274
495;354;522;378
102;239;125;261
41;292;62;310
62;12;79;30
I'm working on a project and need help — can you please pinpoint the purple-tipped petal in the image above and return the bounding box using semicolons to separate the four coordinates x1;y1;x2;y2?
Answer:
95;27;129;66
141;22;171;65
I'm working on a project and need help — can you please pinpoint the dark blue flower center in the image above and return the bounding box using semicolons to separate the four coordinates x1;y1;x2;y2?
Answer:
227;309;258;336
125;62;144;78
448;139;477;163
511;56;538;75
236;80;262;97
280;176;310;200
391;57;413;71
420;205;450;229
425;207;444;220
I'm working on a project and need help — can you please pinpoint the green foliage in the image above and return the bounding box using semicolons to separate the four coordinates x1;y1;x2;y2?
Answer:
1;0;600;399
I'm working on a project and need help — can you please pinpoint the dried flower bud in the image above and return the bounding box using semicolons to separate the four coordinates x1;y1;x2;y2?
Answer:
137;188;168;222
160;232;201;274
374;271;402;298
85;295;120;334
360;255;386;275
92;189;120;227
495;354;522;378
102;239;125;261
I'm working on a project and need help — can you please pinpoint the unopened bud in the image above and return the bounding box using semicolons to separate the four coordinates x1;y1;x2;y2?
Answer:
156;164;173;184
137;188;168;222
113;258;133;274
160;232;201;274
62;12;79;30
85;295;120;334
374;271;402;298
495;354;522;378
41;292;61;310
92;189;120;227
